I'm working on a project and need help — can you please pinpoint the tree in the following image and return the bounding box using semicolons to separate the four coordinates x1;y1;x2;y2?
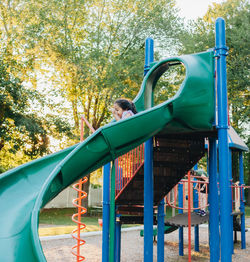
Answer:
0;58;45;170
17;0;183;133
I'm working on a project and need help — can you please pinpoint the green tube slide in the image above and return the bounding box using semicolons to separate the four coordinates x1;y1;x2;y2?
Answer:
0;51;214;261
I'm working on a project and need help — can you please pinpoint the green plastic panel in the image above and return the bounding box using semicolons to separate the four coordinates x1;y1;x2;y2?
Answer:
0;51;214;261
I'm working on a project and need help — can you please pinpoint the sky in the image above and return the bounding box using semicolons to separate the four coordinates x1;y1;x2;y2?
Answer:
175;0;226;20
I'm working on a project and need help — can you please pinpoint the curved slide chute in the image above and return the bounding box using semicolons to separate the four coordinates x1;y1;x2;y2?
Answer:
0;51;214;261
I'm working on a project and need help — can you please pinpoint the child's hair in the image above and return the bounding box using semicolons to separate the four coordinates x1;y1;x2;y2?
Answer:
114;98;137;114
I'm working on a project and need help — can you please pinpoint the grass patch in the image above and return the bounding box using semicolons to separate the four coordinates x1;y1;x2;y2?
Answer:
39;208;139;232
39;208;101;226
39;205;250;228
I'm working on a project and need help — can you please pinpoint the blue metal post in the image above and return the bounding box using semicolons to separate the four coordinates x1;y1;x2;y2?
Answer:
115;215;121;262
144;38;154;75
229;149;234;254
102;163;111;262
215;17;231;262
157;199;165;262
193;164;199;252
144;37;154;262
178;183;184;256
239;151;246;249
208;138;220;262
144;138;154;261
194;185;199;252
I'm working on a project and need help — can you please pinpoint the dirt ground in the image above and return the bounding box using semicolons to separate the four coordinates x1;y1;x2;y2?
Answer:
41;221;250;261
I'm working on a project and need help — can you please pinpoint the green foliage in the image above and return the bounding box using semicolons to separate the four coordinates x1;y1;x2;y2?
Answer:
0;59;47;167
0;56;75;171
154;63;186;106
15;0;183;133
90;167;103;187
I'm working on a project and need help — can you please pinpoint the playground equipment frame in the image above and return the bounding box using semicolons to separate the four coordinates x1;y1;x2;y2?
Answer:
100;17;248;262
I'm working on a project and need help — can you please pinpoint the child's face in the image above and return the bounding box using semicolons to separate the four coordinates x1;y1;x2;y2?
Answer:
113;103;123;118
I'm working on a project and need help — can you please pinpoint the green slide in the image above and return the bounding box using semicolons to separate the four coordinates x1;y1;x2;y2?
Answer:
0;51;214;261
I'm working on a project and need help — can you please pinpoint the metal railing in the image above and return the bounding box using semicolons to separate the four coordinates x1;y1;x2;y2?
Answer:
115;144;144;198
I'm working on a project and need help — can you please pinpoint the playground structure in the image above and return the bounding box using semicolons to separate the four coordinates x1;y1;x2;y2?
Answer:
0;17;249;262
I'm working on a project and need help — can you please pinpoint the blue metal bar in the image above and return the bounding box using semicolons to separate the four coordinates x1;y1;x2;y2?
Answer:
157;199;165;262
193;164;199;252
193;179;199;252
102;163;111;262
144;138;154;261
109;161;116;262
178;183;184;256
229;149;234;254
208;138;220;262
115;215;121;262
144;37;154;262
144;38;154;75
215;17;231;262
239;151;246;249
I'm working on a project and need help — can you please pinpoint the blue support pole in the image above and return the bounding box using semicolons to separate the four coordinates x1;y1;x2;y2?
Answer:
208;138;220;262
144;37;154;262
115;215;121;262
144;38;154;75
229;149;234;254
193;180;199;252
178;183;184;256
193;164;199;252
157;199;165;262
215;17;231;262
109;161;116;262
239;151;246;249
144;138;154;261
102;163;111;262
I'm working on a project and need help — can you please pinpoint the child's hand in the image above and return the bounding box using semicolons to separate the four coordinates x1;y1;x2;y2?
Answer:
110;107;120;121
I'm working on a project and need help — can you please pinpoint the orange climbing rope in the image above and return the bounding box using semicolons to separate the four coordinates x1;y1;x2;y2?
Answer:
71;116;95;261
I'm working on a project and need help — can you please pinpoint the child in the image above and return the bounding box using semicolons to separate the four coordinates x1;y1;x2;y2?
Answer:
111;98;137;121
193;169;208;217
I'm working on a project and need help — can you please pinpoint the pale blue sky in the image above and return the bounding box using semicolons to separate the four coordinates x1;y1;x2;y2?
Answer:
176;0;226;20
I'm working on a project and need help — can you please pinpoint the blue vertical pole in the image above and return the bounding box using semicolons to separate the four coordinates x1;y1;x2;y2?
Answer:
115;215;121;262
144;38;154;76
157;199;165;262
229;149;234;254
178;183;184;256
239;151;246;249
208;138;220;262
144;139;154;261
193;164;199;252
102;163;111;262
109;161;116;262
144;37;154;262
215;17;231;262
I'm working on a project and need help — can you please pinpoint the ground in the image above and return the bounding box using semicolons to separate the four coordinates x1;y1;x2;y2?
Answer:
41;220;250;261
